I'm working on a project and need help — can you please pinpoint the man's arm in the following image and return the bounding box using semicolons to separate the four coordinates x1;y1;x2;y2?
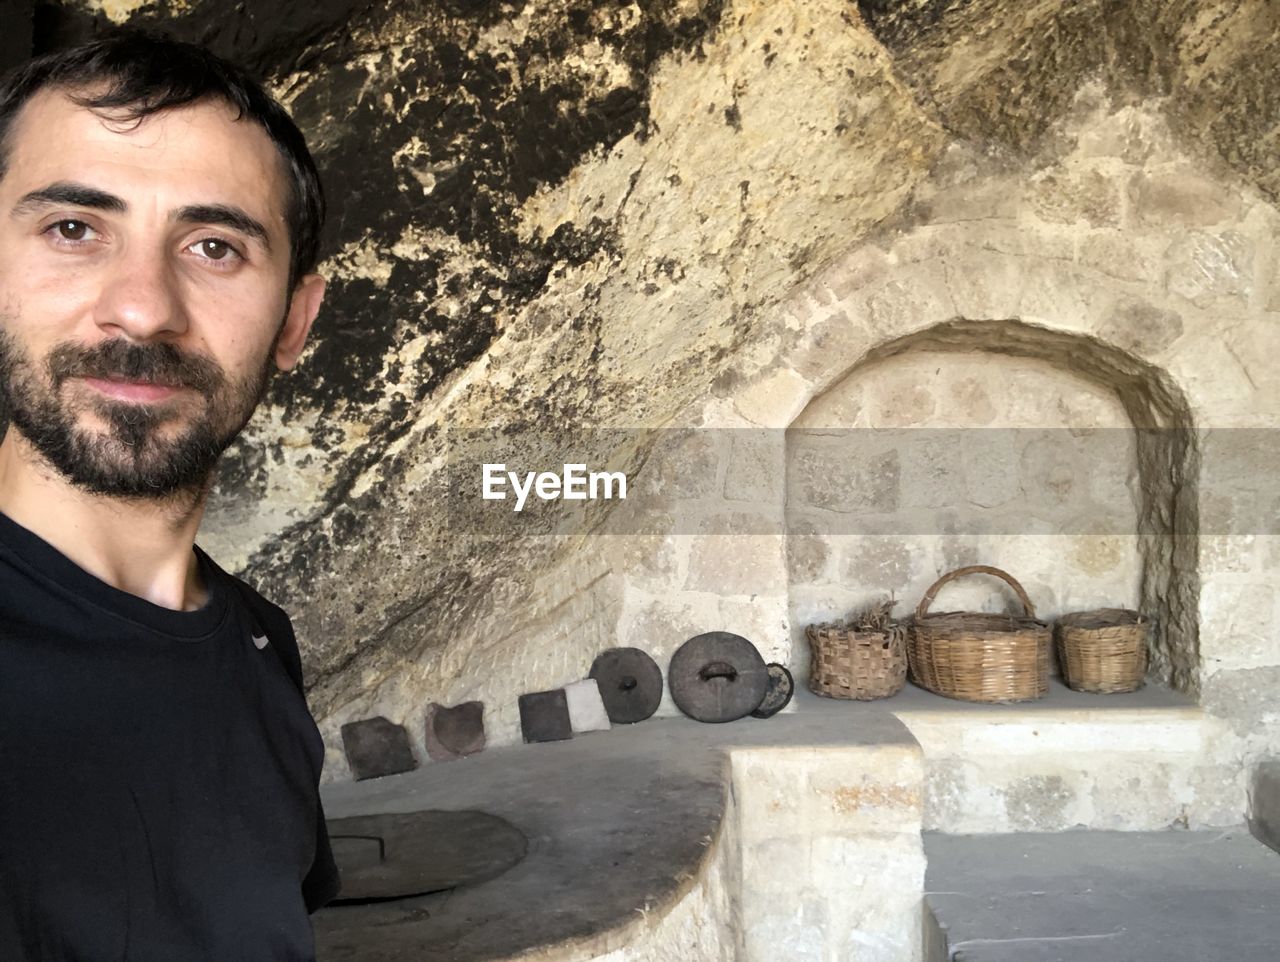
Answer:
227;573;342;912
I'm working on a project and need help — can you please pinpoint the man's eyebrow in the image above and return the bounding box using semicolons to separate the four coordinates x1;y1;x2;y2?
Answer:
175;204;272;252
12;182;127;217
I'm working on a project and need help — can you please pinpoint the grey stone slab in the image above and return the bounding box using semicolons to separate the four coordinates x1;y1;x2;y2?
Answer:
518;688;573;743
340;716;418;781
328;809;526;902
564;679;611;734
926;830;1280;962
1248;759;1280;854
424;701;486;760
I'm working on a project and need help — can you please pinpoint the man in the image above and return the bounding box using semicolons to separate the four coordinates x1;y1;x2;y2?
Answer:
0;31;339;958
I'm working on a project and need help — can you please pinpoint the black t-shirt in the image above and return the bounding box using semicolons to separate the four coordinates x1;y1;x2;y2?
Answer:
0;510;340;960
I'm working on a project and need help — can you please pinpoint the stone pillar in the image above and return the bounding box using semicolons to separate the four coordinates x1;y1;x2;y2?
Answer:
729;743;926;962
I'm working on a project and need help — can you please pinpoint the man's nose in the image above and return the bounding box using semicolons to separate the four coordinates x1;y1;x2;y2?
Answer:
92;245;189;341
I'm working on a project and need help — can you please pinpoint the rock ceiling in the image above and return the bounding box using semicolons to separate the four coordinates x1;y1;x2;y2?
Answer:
30;0;1280;716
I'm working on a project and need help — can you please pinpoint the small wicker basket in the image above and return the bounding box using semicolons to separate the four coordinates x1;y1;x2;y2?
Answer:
908;565;1051;703
1056;608;1148;694
806;602;907;700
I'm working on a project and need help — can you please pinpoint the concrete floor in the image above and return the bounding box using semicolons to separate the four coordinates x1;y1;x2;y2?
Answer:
925;830;1280;961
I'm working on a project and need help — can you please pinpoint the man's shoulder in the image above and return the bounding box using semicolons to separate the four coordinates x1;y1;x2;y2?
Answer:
200;550;306;693
198;550;287;621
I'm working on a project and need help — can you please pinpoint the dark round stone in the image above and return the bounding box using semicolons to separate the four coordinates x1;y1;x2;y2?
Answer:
589;647;664;724
751;663;795;719
328;809;527;902
668;632;768;723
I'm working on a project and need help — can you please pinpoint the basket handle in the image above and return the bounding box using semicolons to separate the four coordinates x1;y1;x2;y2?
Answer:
915;565;1038;620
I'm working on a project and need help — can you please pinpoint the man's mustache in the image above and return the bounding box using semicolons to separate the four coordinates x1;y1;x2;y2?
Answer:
46;340;224;397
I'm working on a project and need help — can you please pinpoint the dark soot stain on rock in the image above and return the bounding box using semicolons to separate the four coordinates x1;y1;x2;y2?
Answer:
276;1;725;425
41;0;730;683
33;0;376;76
37;0;728;431
855;0;978;51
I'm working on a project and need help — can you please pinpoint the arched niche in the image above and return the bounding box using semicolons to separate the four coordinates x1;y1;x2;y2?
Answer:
785;318;1200;695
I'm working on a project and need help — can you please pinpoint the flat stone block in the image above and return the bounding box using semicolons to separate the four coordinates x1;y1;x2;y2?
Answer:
942;251;1023;319
341;716;418;781
518;689;573;744
732;367;812;428
724;430;784;503
864;269;956;339
789;445;900;515
564;679;612;734
684;530;786;595
731;745;924;837
425;701;486;761
1249;760;1280;854
926;831;1280;962
1027;166;1120;227
1128;167;1241;228
1164;229;1253;305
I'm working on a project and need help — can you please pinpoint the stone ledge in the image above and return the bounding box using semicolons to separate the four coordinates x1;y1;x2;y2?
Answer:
314;702;923;961
885;680;1241;831
777;682;1240;832
313;684;1242;960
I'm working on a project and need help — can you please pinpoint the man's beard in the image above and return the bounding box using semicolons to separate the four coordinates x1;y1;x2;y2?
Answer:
0;330;273;499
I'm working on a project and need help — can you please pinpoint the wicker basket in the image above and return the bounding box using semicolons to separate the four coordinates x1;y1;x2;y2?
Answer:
908;565;1051;703
806;622;908;700
1056;608;1148;693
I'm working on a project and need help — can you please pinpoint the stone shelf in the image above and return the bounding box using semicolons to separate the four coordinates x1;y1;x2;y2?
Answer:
885;677;1196;714
881;680;1240;832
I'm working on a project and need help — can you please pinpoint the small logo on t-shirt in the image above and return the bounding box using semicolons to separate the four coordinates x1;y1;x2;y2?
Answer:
251;633;269;650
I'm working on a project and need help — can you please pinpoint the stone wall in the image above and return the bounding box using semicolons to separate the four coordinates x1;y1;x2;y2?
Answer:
18;2;1280;779
787;350;1143;683
315;84;1280;773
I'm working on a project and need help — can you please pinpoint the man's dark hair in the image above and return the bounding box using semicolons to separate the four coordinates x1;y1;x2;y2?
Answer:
0;31;324;290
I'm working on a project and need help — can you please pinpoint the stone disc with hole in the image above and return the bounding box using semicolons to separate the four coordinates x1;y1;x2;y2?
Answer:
589;647;664;724
328;809;528;903
668;632;768;723
751;663;795;719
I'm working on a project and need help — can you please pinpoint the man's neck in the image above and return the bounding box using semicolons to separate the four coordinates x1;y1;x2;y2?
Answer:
0;430;210;612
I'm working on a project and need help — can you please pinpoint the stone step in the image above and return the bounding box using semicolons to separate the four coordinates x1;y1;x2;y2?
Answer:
1248;760;1280;854
924;830;1280;962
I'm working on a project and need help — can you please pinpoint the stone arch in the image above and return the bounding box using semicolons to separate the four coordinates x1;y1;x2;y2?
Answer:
784;317;1200;694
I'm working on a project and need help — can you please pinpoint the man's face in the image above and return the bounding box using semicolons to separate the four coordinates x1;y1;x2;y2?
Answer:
0;88;321;498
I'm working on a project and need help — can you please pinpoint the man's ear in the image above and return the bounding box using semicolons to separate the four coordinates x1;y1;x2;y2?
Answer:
275;273;326;371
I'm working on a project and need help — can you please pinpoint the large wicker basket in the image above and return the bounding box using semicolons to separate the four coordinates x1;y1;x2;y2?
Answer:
1056;608;1148;693
806;623;907;700
908;565;1051;703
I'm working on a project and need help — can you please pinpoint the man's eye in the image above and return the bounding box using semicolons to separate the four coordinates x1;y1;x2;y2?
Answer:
49;220;93;242
191;238;240;263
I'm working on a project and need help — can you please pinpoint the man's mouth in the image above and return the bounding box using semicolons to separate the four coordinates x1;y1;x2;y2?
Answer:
78;376;186;403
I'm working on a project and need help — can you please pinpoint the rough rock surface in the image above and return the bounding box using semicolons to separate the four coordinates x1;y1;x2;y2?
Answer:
18;2;1280;760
